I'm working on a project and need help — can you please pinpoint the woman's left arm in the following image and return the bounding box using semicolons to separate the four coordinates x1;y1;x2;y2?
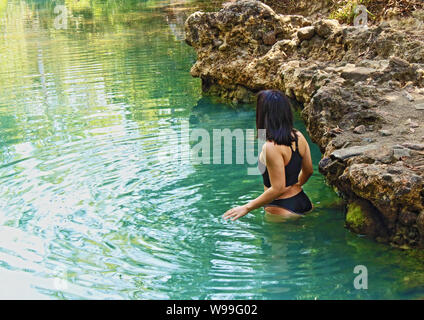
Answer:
223;142;288;221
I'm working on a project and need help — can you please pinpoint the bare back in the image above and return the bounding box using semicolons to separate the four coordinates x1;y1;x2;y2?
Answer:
259;130;313;200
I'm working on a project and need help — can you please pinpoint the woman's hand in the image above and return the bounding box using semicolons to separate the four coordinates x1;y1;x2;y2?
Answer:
223;205;250;221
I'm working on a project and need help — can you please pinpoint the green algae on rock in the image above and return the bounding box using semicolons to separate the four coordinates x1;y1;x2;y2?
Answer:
346;199;388;241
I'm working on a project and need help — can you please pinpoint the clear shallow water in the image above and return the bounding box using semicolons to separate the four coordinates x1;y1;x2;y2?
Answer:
0;0;424;300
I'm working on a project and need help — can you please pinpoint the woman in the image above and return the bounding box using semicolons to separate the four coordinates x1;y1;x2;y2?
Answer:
223;89;314;221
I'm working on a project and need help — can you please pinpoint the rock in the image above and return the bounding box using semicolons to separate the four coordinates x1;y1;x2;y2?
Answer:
345;200;387;238
393;148;411;159
314;19;340;38
417;212;424;238
379;130;392;136
233;85;252;103
212;39;223;47
345;202;369;234
341;66;376;81
318;157;332;171
331;145;378;160
332;136;348;148
402;143;424;151
387;167;403;174
405;119;420;128
411;175;423;184
279;14;312;28
319;157;346;177
403;91;414;102
399;211;418;226
382;173;393;182
263;31;276;45
353;125;367;134
297;26;315;41
371;147;395;164
416;103;424;110
362;137;375;143
389;56;410;68
379;21;390;29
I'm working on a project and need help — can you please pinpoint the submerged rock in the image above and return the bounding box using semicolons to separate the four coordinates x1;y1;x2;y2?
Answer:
185;0;424;248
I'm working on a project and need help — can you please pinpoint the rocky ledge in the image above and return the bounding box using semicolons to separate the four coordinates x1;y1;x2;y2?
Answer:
185;0;424;248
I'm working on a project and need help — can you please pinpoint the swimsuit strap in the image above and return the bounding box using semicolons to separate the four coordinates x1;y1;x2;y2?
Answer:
289;133;298;153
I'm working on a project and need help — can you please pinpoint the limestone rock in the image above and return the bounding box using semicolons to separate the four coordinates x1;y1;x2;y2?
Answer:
379;130;392;136
331;145;378;160
353;125;367;134
402;143;424;151
417;212;424;237
314;19;340;38
340;66;376;81
345;200;388;238
393;148;411;159
297;26;315;41
263;31;277;45
399;211;418;226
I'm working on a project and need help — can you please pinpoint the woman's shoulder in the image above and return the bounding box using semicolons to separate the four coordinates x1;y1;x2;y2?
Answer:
264;141;285;158
264;140;279;151
293;129;310;155
294;129;306;143
294;128;304;138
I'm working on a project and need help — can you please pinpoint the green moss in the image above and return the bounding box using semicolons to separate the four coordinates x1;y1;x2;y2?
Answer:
346;202;368;230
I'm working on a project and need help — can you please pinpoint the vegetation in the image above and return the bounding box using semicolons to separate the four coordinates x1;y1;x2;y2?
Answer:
328;0;424;24
329;0;374;24
261;0;424;25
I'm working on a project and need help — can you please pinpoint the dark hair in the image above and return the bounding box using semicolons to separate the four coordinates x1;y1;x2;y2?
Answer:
256;89;297;146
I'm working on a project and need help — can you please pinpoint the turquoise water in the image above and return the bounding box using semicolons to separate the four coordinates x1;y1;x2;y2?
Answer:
0;0;424;300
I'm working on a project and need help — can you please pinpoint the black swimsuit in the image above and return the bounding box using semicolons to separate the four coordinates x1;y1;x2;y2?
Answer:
258;137;312;215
